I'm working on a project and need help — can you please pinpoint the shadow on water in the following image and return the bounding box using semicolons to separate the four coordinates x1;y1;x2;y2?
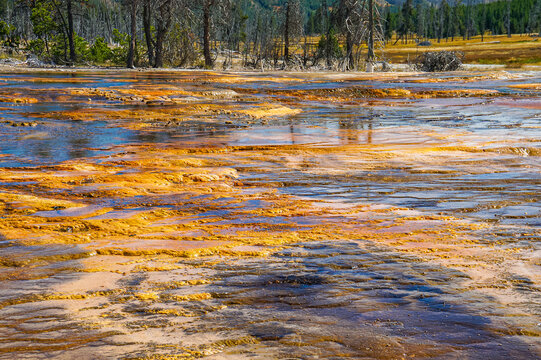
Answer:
199;239;539;359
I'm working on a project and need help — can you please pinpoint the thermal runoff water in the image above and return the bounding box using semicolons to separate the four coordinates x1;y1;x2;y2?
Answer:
0;70;539;359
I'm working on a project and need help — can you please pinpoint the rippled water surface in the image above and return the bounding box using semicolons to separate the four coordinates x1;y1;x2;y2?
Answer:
0;70;539;359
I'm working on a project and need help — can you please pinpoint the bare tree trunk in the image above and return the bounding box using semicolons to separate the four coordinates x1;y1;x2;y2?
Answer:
45;37;50;57
367;0;375;71
153;0;172;68
303;35;307;67
67;0;76;64
62;32;68;63
143;0;154;66
284;1;289;64
154;33;164;67
203;0;213;67
346;31;353;70
127;0;137;68
321;0;331;67
50;0;70;61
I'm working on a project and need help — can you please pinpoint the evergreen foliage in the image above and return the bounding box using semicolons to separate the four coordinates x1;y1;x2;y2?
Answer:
0;0;537;67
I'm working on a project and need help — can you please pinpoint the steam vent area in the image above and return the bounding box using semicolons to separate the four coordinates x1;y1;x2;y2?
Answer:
0;70;540;359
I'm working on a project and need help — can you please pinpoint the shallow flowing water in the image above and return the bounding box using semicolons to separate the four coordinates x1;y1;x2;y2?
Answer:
0;70;539;359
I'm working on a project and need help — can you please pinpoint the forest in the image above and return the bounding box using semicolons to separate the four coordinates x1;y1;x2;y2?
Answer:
0;0;540;69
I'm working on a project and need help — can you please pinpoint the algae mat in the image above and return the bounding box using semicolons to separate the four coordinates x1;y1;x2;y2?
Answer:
0;70;540;359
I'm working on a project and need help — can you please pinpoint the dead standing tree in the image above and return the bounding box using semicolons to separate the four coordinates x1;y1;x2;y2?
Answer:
141;0;176;68
334;0;356;69
214;0;243;69
334;0;384;71
282;0;302;66
154;0;173;67
248;11;279;70
200;0;231;68
66;0;75;63
126;0;137;68
366;0;374;70
202;0;213;67
142;0;153;65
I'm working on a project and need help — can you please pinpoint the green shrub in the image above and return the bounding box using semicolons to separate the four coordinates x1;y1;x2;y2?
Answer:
29;0;56;59
28;38;46;57
111;29;129;65
0;21;19;49
89;37;112;63
74;34;90;62
30;1;56;39
50;34;67;63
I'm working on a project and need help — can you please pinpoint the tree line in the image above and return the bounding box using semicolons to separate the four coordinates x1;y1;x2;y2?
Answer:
384;0;541;44
0;0;538;69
